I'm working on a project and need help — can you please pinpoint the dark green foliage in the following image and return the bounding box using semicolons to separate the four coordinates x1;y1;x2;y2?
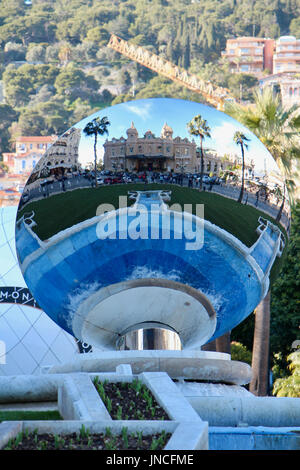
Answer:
231;203;300;378
231;312;255;352
273;351;300;397
230;341;252;365
270;202;300;375
0;104;18;154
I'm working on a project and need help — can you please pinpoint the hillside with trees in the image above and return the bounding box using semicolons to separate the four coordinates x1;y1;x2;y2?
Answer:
0;0;300;153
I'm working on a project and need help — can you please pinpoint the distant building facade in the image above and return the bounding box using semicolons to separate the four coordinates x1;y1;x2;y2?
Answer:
31;127;81;180
104;122;198;173
273;36;300;74
222;35;300;106
104;122;233;175
2;136;56;175
259;72;300;107
221;37;274;75
222;35;300;77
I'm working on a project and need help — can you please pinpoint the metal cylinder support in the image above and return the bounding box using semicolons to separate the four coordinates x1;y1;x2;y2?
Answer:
117;323;182;350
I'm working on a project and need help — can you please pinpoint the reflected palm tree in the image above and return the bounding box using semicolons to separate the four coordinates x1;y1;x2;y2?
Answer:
187;115;211;190
83;116;110;187
233;131;250;204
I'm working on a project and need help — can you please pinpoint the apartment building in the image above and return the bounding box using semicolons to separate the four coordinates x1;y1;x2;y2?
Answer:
2;136;56;175
273;36;300;74
223;35;300;77
221;37;274;75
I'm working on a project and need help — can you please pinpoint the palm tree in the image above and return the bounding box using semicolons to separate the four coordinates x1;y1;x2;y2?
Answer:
225;87;300;193
226;88;300;396
233;131;250;203
187;115;211;190
83;116;110;187
249;291;271;396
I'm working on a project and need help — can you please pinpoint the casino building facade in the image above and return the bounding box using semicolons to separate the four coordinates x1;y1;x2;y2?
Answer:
103;122;199;173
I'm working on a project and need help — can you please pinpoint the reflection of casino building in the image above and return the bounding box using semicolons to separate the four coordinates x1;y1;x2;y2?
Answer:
104;123;234;175
202;149;234;176
30;127;81;181
104;123;198;173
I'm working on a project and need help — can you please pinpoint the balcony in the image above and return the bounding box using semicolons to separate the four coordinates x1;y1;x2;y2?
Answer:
274;53;300;61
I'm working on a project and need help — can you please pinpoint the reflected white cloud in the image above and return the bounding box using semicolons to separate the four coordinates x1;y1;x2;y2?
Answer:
123;101;153;121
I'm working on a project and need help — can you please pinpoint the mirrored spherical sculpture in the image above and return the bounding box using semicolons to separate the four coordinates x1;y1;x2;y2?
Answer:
15;98;290;351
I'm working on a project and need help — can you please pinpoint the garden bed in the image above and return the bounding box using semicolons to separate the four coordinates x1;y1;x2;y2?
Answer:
93;377;170;421
3;426;170;450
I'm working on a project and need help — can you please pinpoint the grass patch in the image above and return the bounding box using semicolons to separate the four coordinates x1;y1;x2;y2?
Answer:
0;410;62;422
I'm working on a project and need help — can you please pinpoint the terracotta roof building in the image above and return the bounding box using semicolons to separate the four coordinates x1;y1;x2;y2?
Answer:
2;135;57;175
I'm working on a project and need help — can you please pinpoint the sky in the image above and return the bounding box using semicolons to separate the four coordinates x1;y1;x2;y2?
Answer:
74;97;280;175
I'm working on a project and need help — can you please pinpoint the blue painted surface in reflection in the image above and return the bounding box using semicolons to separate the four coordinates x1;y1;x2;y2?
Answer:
15;192;283;344
250;224;280;273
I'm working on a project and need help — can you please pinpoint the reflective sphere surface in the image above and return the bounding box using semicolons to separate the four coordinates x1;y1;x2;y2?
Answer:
15;98;290;350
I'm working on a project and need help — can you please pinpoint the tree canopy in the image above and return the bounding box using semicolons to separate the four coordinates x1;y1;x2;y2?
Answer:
0;0;299;150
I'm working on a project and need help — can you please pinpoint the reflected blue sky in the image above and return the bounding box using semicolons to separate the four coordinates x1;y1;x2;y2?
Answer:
74;98;280;175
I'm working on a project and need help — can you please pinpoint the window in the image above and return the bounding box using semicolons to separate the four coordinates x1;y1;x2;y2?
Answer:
22;160;26;169
32;160;36;168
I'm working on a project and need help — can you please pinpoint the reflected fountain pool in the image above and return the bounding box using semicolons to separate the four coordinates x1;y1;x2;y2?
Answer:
16;190;284;350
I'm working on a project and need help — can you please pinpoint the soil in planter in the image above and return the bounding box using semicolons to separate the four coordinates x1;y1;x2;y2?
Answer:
93;378;170;420
4;427;171;450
